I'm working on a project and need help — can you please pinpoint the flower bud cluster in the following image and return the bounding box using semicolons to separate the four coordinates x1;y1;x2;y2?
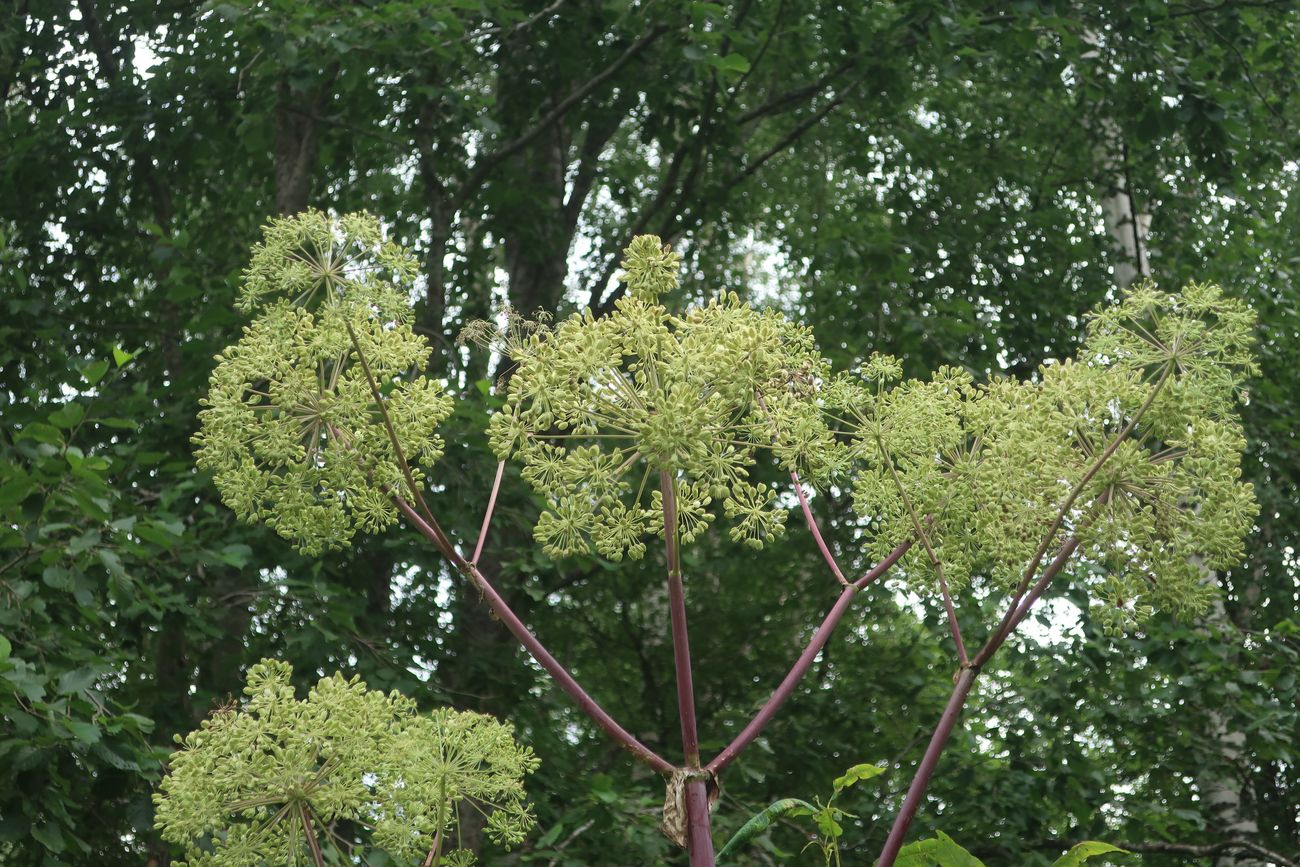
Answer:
154;660;537;866
487;236;828;559
197;215;1257;630
193;211;453;554
793;281;1257;629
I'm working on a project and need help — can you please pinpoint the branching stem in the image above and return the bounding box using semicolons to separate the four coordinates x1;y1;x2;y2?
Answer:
875;368;1173;865
790;471;850;586
472;460;506;564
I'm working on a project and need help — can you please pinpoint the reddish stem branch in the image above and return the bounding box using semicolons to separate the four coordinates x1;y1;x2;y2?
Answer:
854;538;914;590
877;527;1088;866
659;473;702;767
707;537;913;775
393;496;675;775
979;535;1082;667
471;460;506;565
875;667;978;867
790;471;849;585
937;575;969;667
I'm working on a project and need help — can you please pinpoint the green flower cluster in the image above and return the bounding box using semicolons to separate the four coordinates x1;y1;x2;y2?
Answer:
795;281;1257;630
154;660;538;867
193;211;453;554
195;213;1257;631
487;236;827;559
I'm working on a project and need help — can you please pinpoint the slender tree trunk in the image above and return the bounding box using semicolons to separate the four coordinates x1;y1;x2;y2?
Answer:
1197;558;1264;867
1089;74;1261;864
274;75;332;216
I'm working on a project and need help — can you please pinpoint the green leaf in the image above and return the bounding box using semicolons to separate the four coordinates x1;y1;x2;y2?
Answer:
0;477;33;510
896;832;986;866
710;52;751;73
812;806;843;839
66;720;102;745
15;422;63;445
30;821;65;853
111;346;136;367
42;566;76;591
57;667;97;695
717;798;817;861
68;529;101;554
218;543;253;567
48;403;85;429
535;821;564;848
832;762;885;793
0;634;10;662
97;548;127;579
80;359;111;386
1051;841;1129;866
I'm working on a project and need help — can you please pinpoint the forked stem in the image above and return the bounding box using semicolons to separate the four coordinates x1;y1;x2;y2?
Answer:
876;369;1173;865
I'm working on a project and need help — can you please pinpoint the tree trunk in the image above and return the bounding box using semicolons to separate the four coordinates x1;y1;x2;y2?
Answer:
1088;58;1260;861
274;76;332;216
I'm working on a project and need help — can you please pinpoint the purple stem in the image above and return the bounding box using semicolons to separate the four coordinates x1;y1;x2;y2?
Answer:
393;496;675;775
471;460;506;565
659;471;715;865
874;667;978;867
790;471;849;585
685;777;715;867
707;537;914;775
877;528;1088;865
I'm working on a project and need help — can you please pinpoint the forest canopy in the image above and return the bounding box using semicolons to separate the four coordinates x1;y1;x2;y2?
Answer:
2;2;1298;865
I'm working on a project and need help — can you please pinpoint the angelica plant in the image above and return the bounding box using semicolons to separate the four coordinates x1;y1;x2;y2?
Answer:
486;235;826;560
154;660;537;867
193;210;1256;867
192;210;453;555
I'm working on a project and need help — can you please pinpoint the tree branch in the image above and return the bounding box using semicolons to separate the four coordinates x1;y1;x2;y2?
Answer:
452;25;669;215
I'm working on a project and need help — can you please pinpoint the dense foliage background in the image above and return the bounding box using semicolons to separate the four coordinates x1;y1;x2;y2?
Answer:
2;1;1297;864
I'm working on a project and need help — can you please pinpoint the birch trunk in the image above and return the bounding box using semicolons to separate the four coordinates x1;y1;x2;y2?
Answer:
1088;43;1259;860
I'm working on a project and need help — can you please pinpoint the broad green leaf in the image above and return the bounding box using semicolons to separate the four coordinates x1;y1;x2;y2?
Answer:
42;566;76;591
14;422;62;445
97;548;127;579
832;762;885;793
1052;841;1129;866
111;346;136;367
65;720;102;745
30;821;65;853
896;832;986;866
218;543;253;567
717;798;817;861
56;667;97;695
710;52;751;73
80;359;111;386
48;403;85;429
812;807;843;839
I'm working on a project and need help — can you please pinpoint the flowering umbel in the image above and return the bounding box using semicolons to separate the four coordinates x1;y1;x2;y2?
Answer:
790;281;1258;632
193;211;453;554
485;235;829;560
153;660;538;867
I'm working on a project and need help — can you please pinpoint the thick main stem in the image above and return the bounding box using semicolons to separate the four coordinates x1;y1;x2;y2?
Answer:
875;667;978;867
660;471;715;866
